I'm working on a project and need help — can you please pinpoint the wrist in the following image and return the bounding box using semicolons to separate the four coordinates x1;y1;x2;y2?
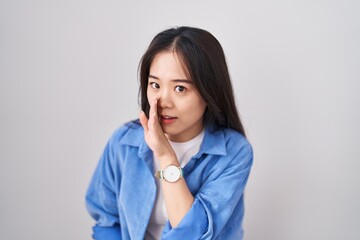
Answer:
157;153;179;168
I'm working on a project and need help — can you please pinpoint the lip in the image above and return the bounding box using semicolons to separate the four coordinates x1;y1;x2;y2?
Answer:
160;115;177;124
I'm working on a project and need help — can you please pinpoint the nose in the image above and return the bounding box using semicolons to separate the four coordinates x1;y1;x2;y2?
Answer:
157;88;173;109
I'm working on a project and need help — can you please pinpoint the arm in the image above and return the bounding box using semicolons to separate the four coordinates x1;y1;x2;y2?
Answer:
163;143;253;239
85;137;122;240
158;154;194;227
139;98;194;227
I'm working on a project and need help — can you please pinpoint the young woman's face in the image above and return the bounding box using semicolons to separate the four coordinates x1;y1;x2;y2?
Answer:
147;52;207;142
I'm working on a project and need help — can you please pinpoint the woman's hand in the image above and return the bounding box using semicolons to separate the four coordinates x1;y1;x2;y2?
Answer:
139;98;176;161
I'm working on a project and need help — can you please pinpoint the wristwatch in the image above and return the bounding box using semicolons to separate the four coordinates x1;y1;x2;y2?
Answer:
155;165;183;183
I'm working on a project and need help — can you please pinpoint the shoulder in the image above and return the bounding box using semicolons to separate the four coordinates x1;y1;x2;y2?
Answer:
222;128;252;151
107;119;144;147
214;127;253;167
207;127;252;152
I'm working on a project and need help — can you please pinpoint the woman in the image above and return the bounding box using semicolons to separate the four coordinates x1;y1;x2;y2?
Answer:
86;26;253;240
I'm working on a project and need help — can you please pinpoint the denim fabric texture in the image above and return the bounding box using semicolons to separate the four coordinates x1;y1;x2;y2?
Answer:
85;120;253;240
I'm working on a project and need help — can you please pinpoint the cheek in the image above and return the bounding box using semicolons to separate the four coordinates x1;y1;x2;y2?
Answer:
182;97;206;115
197;100;207;119
193;95;207;111
198;103;207;117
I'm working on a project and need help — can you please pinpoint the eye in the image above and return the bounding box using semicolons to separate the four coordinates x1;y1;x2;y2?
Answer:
175;85;186;92
149;82;160;89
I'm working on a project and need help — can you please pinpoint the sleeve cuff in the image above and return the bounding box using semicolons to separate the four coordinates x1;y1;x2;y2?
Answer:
92;225;121;240
162;198;211;239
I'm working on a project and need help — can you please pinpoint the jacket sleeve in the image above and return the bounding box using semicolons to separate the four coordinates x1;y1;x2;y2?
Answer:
161;141;253;240
85;135;122;240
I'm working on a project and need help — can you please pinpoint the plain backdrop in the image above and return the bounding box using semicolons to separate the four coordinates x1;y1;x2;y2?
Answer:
1;0;359;239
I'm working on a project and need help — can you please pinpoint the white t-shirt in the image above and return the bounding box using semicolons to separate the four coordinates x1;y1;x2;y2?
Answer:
145;130;205;240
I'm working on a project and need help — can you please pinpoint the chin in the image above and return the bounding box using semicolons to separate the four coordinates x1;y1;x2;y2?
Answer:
163;130;181;140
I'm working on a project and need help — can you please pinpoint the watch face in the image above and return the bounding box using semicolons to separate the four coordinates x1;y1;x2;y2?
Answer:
163;165;181;183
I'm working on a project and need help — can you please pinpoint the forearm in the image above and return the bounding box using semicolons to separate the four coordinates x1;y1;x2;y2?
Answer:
139;101;195;227
159;154;194;227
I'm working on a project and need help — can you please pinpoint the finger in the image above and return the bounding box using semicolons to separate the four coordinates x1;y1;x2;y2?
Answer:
150;98;158;117
139;111;149;132
148;98;160;130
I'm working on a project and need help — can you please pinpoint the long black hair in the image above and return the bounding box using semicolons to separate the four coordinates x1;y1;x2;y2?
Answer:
138;26;246;137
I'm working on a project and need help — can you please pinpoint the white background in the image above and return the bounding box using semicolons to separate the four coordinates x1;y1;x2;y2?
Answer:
1;0;359;239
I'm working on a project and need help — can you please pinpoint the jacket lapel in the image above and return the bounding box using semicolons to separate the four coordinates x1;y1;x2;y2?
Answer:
118;121;157;239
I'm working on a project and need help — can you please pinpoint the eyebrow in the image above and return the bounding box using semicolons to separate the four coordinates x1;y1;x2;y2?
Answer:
148;74;193;84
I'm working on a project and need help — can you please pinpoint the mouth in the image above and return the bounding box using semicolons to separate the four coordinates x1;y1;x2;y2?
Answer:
160;115;177;124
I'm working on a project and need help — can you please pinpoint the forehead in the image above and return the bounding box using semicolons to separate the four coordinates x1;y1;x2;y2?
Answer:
150;51;189;79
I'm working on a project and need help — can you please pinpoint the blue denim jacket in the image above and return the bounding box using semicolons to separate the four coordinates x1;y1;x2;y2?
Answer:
85;120;253;240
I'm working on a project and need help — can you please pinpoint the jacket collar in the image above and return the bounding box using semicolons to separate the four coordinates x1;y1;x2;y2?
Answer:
198;127;227;156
